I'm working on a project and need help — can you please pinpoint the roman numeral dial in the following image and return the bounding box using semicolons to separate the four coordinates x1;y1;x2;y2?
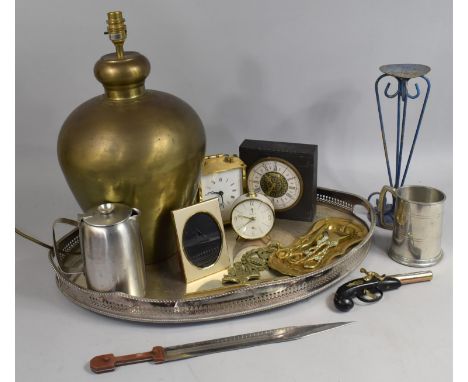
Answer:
247;158;303;211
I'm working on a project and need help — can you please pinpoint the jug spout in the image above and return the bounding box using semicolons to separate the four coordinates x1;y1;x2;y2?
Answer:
130;207;141;220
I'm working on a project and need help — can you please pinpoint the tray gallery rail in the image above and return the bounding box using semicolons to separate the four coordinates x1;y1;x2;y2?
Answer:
49;187;375;323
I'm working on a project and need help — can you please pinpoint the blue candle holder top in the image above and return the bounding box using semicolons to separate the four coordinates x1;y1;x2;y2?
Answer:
368;64;431;228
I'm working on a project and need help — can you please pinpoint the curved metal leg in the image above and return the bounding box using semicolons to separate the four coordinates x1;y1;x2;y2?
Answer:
368;67;431;229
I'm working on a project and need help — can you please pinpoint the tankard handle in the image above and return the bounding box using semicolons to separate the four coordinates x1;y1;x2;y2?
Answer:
52;218;84;276
378;186;397;230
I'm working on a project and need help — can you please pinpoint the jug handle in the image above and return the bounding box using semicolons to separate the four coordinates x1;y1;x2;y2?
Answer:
52;218;84;276
378;186;397;230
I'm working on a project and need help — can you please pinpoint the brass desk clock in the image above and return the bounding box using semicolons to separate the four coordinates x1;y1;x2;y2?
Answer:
199;154;247;224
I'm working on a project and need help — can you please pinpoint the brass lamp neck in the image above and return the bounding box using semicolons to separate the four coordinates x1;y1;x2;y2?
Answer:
95;11;150;100
104;81;146;100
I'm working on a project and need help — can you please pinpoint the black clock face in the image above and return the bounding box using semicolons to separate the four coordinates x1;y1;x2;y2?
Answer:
182;212;223;268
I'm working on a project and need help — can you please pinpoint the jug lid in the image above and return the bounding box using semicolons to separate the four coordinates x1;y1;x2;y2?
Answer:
81;203;133;227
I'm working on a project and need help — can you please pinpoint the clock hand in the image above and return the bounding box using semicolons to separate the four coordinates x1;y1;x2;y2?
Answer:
206;191;224;208
237;215;255;220
238;217;256;230
218;191;225;208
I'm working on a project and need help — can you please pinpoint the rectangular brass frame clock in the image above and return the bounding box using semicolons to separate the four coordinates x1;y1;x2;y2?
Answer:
199;154;247;224
172;198;230;283
239;139;318;221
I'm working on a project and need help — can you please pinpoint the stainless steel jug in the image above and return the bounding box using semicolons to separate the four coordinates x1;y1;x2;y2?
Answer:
53;202;146;297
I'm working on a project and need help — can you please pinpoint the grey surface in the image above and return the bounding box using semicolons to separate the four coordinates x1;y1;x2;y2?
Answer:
16;1;452;381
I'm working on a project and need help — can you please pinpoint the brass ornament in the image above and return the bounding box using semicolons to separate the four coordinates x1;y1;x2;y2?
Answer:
222;245;278;284
268;218;368;276
222;217;368;283
57;11;206;264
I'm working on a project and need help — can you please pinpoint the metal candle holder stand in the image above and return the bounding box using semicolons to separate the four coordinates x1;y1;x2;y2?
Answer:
368;64;431;228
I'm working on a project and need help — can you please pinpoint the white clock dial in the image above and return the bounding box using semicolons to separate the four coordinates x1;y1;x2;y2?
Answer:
247;158;302;211
201;168;244;222
231;194;275;240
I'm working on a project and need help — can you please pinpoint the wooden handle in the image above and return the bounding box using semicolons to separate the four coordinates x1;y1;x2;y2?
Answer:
90;346;166;373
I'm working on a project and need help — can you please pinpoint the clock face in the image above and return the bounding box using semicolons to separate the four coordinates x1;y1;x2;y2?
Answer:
247;158;303;211
201;168;244;222
231;197;275;240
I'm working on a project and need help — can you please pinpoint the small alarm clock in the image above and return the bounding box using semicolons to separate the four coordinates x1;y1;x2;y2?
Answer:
239;139;318;221
230;192;275;240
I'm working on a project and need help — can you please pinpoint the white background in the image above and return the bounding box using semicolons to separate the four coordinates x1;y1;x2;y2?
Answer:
15;1;453;381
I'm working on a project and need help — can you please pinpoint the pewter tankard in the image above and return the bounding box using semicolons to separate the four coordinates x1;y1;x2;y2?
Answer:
378;185;445;267
53;203;146;297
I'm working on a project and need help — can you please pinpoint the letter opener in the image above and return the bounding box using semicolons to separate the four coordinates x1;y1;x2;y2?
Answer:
90;321;352;373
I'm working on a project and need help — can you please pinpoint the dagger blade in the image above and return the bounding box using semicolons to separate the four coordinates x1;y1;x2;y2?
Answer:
164;321;352;362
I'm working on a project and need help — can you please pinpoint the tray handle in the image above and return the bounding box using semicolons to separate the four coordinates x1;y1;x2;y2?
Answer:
52;218;84;276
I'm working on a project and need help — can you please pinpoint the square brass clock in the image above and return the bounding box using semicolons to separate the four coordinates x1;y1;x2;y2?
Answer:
239;139;318;221
172;198;230;283
199;154;247;224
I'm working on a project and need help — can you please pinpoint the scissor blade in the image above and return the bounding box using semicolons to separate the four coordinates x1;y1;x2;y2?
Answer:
164;321;352;362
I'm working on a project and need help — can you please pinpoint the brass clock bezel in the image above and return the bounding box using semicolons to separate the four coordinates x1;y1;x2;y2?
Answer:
230;192;276;240
246;156;304;212
198;154;247;223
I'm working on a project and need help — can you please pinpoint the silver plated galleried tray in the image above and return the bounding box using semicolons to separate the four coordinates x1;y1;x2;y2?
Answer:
49;187;375;323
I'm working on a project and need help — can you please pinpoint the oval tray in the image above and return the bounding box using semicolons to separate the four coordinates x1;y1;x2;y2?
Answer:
50;187;375;323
